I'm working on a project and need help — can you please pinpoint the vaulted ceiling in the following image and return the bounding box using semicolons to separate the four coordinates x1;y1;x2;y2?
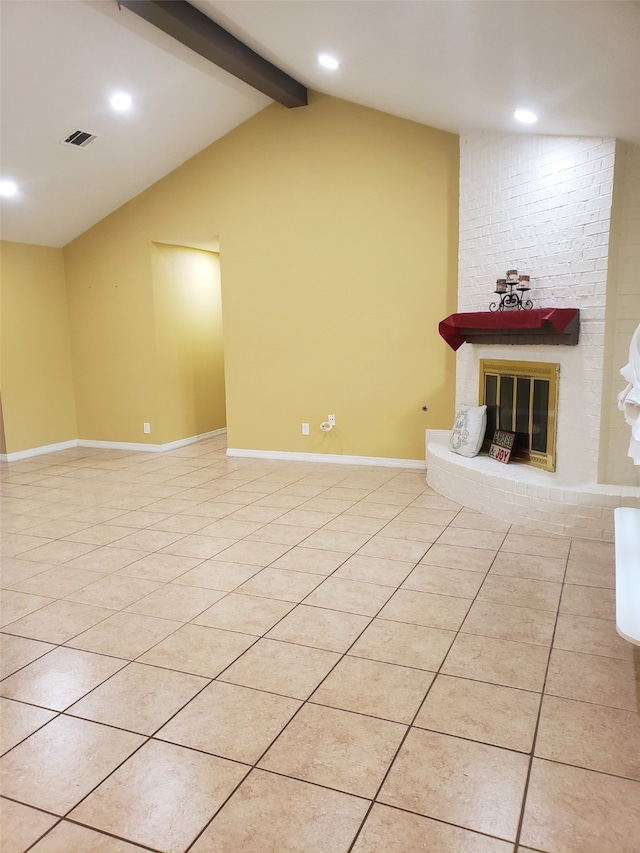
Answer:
1;0;639;247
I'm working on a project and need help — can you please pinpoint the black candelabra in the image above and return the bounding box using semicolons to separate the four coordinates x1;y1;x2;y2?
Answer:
490;270;533;311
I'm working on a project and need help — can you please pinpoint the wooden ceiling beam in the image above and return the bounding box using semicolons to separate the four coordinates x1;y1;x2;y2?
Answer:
119;0;308;108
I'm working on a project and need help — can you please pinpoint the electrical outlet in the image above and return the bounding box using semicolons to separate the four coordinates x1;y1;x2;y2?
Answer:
301;422;310;435
143;423;151;434
328;414;336;426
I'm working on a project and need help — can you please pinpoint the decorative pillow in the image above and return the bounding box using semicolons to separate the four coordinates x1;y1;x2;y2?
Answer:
449;405;487;458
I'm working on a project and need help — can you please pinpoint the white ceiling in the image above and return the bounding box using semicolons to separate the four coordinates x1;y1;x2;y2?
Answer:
1;0;639;248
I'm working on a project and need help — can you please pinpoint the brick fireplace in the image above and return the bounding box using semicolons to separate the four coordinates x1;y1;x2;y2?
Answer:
427;132;640;540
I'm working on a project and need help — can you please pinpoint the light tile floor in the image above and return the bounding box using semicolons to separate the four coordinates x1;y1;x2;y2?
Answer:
1;435;639;852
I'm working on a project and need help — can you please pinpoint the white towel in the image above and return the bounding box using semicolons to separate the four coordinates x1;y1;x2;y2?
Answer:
618;324;640;465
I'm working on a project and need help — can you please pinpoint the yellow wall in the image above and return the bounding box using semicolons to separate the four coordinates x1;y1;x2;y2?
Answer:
63;93;459;460
152;244;226;442
63;221;162;444
0;241;77;453
600;141;640;486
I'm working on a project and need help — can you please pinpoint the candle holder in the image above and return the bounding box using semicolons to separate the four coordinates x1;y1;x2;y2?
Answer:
490;270;533;311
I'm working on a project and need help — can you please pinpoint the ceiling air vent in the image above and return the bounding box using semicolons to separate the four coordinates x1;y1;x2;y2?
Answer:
61;130;97;148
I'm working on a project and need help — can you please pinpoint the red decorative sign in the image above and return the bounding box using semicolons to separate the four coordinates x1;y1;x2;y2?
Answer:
489;430;515;464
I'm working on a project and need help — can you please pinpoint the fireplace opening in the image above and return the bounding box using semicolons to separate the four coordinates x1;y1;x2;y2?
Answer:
479;359;559;471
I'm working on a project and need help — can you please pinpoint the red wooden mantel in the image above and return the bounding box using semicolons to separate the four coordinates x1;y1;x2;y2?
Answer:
438;308;580;351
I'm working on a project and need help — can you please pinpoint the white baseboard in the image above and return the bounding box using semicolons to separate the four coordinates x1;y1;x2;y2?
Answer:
226;447;425;469
1;429;226;462
161;428;226;450
78;428;226;453
77;440;164;452
0;439;78;462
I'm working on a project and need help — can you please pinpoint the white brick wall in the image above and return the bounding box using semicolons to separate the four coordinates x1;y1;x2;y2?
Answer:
430;133;639;539
455;133;616;484
427;431;640;541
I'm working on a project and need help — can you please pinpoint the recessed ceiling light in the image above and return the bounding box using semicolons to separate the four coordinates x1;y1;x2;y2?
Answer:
514;109;538;124
0;180;18;197
318;54;340;70
110;92;132;112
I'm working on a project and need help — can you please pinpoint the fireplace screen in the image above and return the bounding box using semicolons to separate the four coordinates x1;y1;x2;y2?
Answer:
479;359;559;471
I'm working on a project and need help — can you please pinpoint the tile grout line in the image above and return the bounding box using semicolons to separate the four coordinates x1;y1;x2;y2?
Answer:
4;464;418;847
1;445;627;852
182;470;444;852
511;545;571;851
346;510;515;851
